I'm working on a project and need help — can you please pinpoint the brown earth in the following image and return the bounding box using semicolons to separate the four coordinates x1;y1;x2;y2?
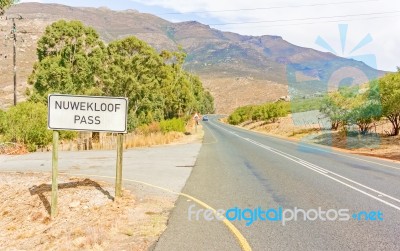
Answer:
0;172;173;250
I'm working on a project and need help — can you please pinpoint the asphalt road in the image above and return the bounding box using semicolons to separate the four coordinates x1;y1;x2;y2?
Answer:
154;116;400;251
0;143;202;199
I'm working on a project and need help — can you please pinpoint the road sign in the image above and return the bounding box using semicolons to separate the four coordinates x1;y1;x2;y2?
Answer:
48;94;128;217
48;94;128;133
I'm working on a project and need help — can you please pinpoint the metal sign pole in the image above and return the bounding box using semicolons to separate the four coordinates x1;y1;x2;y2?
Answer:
115;133;123;198
51;130;59;218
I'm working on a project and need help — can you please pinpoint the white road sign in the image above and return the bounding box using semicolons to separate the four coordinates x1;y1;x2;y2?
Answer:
48;94;128;133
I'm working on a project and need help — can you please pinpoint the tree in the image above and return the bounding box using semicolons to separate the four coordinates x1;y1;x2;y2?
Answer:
379;72;400;135
28;20;106;102
321;84;382;134
349;81;381;135
320;86;362;130
101;36;214;129
101;36;167;126
0;0;18;15
28;22;214;132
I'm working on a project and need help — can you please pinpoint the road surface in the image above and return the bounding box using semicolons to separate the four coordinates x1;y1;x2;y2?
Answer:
0;143;202;199
154;116;400;251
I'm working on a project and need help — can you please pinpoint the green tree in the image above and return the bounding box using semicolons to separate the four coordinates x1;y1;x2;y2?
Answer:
321;93;347;130
0;0;18;15
320;87;359;130
28;22;214;132
101;36;167;127
28;20;106;102
378;72;400;135
101;36;214;130
321;85;381;134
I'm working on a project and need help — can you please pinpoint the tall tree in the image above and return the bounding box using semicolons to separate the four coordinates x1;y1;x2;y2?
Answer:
28;21;214;131
28;20;106;101
101;36;214;129
101;36;166;126
379;72;400;135
320;85;381;134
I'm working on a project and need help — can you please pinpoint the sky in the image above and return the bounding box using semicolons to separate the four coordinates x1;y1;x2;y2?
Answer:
19;0;400;71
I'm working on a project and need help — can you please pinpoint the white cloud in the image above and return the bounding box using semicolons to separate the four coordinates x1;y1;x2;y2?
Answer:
132;0;400;71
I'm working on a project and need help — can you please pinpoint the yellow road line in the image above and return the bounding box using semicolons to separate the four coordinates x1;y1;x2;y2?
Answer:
1;171;252;251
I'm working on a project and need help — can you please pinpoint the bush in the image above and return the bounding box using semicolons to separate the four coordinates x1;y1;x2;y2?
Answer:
0;109;5;134
136;122;161;135
228;102;289;125
228;105;255;125
159;118;185;133
2;102;52;151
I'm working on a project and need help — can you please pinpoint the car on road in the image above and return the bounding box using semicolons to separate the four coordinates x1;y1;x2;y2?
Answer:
202;115;209;121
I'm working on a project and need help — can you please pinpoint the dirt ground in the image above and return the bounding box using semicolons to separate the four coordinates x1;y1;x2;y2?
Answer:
0;172;173;251
237;115;400;162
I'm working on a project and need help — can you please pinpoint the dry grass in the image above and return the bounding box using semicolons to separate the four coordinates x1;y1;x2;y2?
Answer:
123;132;184;149
0;172;174;251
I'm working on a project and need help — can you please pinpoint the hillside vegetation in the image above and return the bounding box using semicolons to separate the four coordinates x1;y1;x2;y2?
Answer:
1;3;386;113
229;70;400;137
0;20;214;151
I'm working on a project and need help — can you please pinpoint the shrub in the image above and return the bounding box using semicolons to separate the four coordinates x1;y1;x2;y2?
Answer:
0;109;5;134
228;102;289;125
136;122;161;135
3;102;52;151
159;118;185;133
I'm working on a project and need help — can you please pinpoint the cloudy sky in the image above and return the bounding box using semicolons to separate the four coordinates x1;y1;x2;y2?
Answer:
20;0;400;71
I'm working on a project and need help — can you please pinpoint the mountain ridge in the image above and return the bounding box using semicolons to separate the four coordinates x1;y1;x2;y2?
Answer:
0;2;386;113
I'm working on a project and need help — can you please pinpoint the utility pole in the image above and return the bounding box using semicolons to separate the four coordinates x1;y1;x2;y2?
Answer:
6;15;22;106
12;18;17;106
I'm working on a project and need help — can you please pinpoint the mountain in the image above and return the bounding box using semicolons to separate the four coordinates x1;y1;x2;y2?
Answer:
0;3;386;113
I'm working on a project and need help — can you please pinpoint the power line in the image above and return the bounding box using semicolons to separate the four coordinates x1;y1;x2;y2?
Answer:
207;9;400;26
163;0;381;15
243;13;400;28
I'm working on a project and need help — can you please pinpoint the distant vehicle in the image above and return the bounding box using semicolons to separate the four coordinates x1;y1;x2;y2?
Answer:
202;115;209;121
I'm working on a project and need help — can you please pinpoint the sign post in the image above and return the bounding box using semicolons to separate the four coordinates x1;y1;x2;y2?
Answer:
115;133;123;197
48;94;128;216
51;130;59;218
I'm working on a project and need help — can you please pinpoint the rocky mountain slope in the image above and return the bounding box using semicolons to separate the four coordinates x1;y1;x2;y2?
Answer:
0;3;385;113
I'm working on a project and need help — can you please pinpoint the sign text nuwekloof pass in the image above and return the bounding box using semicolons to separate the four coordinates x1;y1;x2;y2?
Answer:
48;94;128;133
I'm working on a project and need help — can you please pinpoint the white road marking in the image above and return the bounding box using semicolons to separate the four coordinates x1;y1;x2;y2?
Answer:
220;120;400;171
209;121;400;211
